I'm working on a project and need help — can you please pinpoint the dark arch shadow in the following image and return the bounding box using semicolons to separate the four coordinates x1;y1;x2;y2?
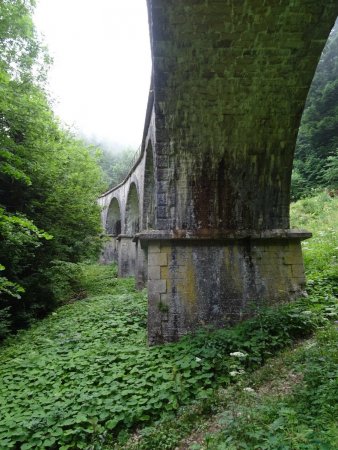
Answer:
106;197;122;236
125;183;140;235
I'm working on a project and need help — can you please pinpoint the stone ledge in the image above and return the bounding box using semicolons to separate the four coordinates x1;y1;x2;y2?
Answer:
117;234;134;241
137;229;312;242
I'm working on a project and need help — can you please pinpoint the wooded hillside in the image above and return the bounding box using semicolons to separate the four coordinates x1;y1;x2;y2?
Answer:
293;20;338;198
0;0;105;336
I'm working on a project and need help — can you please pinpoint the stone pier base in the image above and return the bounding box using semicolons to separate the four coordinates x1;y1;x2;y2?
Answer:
135;239;147;289
140;230;311;345
99;235;119;264
118;235;137;277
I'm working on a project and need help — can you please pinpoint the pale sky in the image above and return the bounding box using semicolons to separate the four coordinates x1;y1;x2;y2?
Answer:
34;0;152;148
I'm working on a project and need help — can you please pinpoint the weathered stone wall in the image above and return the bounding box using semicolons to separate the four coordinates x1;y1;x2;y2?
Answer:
147;0;338;231
97;1;337;344
136;240;148;289
118;236;137;277
99;236;119;265
144;231;310;344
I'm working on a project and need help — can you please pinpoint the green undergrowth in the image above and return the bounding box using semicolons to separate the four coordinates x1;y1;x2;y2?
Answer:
290;192;338;324
0;193;337;450
127;193;338;450
123;325;338;450
184;325;338;450
290;192;338;278
0;265;337;449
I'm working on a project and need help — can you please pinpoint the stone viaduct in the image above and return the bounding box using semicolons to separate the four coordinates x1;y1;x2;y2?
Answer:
99;1;338;345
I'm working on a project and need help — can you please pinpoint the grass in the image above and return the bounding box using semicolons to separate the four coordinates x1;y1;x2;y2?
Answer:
153;192;338;450
0;192;337;450
179;325;338;450
0;265;147;449
116;326;338;450
118;192;338;450
290;191;338;277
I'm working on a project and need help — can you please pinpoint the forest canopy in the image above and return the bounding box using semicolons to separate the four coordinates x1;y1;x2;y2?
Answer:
293;20;338;199
0;0;105;336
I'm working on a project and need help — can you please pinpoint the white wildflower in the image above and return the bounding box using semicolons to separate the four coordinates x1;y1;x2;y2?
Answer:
230;351;247;358
195;357;202;362
243;387;255;394
229;369;245;377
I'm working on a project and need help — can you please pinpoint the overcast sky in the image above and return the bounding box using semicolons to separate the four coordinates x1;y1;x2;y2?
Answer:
33;0;152;149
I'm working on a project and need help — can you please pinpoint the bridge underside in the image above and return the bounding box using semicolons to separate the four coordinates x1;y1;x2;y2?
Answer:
100;1;338;344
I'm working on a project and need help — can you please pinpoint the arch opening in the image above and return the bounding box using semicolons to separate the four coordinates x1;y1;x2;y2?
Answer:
293;18;338;201
106;198;121;236
125;183;140;235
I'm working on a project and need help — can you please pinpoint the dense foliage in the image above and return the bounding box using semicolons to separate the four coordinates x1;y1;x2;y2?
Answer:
293;20;338;199
82;135;136;190
0;0;105;335
290;192;338;280
0;193;336;449
184;325;338;450
0;265;336;450
98;145;135;190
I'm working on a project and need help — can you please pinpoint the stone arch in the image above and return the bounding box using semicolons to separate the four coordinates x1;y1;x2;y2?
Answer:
106;197;122;235
143;142;156;229
125;183;140;235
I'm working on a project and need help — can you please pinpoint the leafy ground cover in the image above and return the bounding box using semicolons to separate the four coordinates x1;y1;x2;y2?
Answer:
0;193;337;450
173;325;338;450
129;193;338;450
0;275;336;450
127;325;338;450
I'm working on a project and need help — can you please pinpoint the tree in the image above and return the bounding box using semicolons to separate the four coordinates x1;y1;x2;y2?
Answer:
293;20;338;199
99;146;135;189
82;135;136;190
0;0;105;335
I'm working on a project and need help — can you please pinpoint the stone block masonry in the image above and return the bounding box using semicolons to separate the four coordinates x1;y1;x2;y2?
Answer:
118;236;137;278
99;236;119;265
142;231;310;345
97;1;338;344
148;0;338;233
